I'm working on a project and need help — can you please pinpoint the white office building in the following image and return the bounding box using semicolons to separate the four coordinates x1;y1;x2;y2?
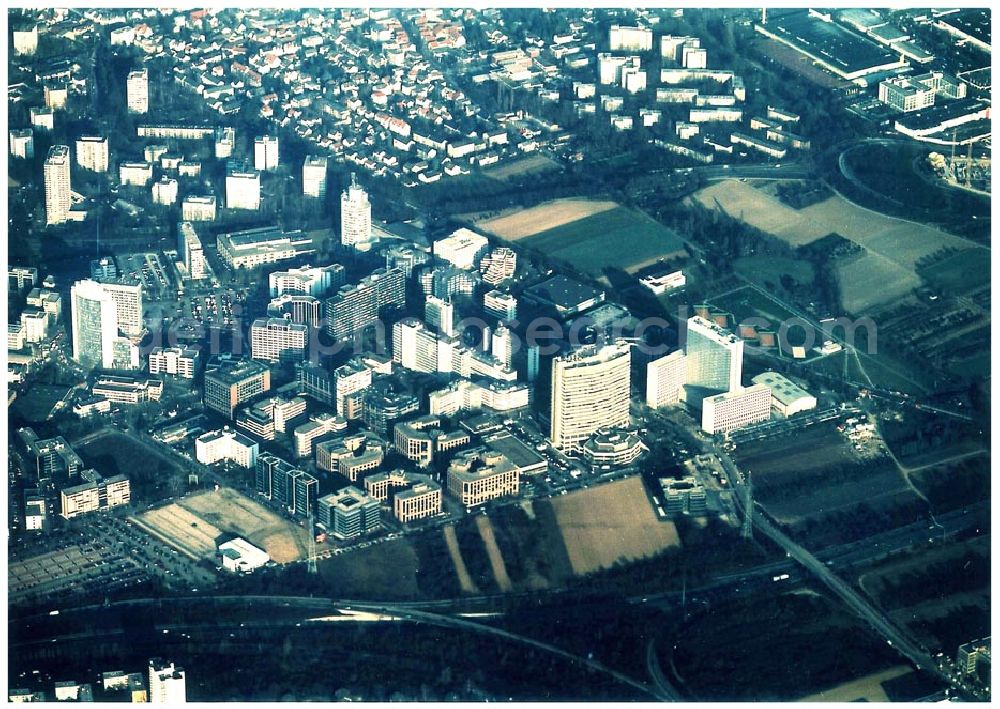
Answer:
215;127;235;158
44;145;71;225
550;343;631;452
75;136;109;173
226;165;261;210
701;384;772;435
269;264;344;298
610;24;653;52
433;228;489;269
71;280;119;369
126;69;149;114
646;349;687;408
178;222;207;279
101;282;143;337
181;195;217;222
148;346;199;378
751;371;817;417
9;129;34;159
253;135;279;171
152;176;178;205
684;315;743;407
13;25;38;55
302;154;327;197
425;294;456;337
119;161;153;187
250;318;309;363
195;426;259;468
340;173;371;248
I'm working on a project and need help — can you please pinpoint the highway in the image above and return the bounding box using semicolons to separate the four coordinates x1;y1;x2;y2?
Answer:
717;451;951;687
10;594;665;701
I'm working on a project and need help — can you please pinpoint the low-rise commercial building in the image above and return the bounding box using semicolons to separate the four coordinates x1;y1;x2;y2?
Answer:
581;427;648;468
701;384;772;435
751;371;817;417
92;375;163;404
292;412;348;458
317;486;381;539
60;471;131;519
148;347;199;378
447;447;520;507
194;426;259;468
218;537;269;573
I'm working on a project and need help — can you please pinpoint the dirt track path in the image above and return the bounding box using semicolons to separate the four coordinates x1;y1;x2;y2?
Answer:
476;515;513;592
442;525;479;594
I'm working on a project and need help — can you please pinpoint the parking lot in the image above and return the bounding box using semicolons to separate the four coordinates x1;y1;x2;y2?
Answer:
117;252;172;295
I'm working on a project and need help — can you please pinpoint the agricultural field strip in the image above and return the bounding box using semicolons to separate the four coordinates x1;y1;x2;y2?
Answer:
442;524;479;594
476;198;618;240
475;515;513;593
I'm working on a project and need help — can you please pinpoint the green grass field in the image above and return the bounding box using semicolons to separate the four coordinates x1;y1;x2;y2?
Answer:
734;256;814;288
918;249;991;295
521;206;687;276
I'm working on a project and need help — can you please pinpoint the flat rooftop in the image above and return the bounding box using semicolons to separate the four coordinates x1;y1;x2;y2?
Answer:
523;274;605;311
765;9;900;75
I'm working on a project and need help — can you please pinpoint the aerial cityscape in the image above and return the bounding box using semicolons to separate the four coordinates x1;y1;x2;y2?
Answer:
6;6;991;703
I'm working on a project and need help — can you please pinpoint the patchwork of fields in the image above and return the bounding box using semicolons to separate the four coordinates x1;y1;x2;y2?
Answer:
477;199;687;277
691;179;987;313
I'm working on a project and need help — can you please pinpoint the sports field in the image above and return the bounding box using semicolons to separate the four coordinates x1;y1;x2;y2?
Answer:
133;487;309;563
550;477;680;575
476;198;618;240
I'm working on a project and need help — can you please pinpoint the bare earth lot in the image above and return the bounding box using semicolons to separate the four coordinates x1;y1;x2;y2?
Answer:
443;524;479;594
798;666;913;702
476;198;618;240
484;154;560;181
691;180;985;313
133;487;308;563
550;477;680;575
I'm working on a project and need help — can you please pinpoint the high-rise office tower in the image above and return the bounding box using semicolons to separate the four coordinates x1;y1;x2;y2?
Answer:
75;136;109;173
302;155;327;198
425;294;456;337
71;280;119;369
9;129;34;159
147;659;185;704
178;222;206;280
491;322;514;368
250;318;309;363
101;282;144;337
340;173;371;248
225;162;261;210
253;135;279;171
646;350;687;408
44;145;71;225
684;315;743;408
214;127;235;159
550;342;631;452
126;69;148;114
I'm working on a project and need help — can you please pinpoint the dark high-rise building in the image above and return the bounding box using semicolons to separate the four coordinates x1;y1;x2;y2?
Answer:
324;267;405;340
